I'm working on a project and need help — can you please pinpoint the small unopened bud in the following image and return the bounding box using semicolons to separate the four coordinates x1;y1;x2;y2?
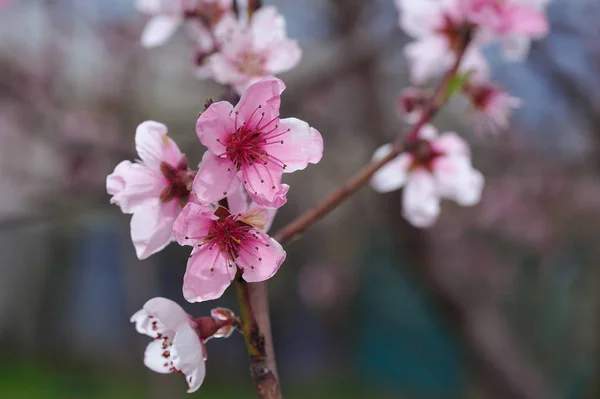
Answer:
397;87;433;124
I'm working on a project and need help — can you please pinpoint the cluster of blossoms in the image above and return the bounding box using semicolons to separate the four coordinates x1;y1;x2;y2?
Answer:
108;74;322;390
370;0;550;227
136;0;301;94
107;0;552;394
395;0;549;132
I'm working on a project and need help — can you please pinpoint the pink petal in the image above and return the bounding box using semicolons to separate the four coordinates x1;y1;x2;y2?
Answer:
238;233;286;283
433;156;484;206
235;78;285;128
240;162;288;208
182;246;235;302
144;339;174;374
141;16;182;48
135;121;182;170
226;182;250;216
264;118;323;173
107;161;166;214
370;144;411;193
505;4;548;36
417;124;439;140
196;102;235;155
265;38;302;74
250;6;286;47
432;132;470;156
130;199;180;259
171;324;206;393
403;169;441;227
404;37;453;84
193;151;237;205
209;52;249;88
172;202;216;246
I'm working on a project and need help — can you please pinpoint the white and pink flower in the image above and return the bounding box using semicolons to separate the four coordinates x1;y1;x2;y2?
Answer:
173;187;285;303
194;77;323;208
107;121;194;259
459;0;550;60
371;125;484;227
464;81;522;133
203;6;302;93
131;297;206;393
395;0;489;84
136;0;233;49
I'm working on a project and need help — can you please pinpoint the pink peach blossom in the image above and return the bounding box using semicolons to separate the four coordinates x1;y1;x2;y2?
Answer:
172;197;285;303
464;82;522;133
136;0;233;49
131;297;205;393
203;6;302;93
371;125;484;227
459;0;550;59
107;121;194;259
193;77;323;208
395;0;489;84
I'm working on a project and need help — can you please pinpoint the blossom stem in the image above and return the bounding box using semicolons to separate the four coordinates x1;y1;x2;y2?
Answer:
273;30;473;245
235;276;281;399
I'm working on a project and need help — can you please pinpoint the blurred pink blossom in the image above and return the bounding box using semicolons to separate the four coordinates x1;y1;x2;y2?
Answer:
106;121;194;259
172;198;285;303
395;0;489;84
371;125;484;227
459;0;550;59
202;6;302;93
136;0;233;48
131;297;205;393
464;81;522;133
194;77;323;208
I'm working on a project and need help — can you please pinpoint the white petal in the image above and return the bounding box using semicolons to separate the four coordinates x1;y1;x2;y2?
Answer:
144;339;174;374
417;124;439;140
171;324;206;393
141;16;182;48
370;144;411;193
402;170;441;227
130;199;180;260
404;37;453;84
396;0;445;38
433;156;484;206
135;120;182;170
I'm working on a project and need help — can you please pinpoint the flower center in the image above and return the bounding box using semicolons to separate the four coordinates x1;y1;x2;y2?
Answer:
160;156;195;206
236;50;267;76
408;139;443;172
436;14;473;52
221;107;290;173
204;213;255;261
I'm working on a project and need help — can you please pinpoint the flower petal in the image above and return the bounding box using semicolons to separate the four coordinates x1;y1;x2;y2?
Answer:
433;156;484;206
235;77;285;127
432;132;470;156
144;339;174;374
370;144;411;193
131;297;192;338
238;233;286;283
193;151;237;205
196;102;235;155
264;118;323;173
226;182;250;216
171;324;206;393
172;202;217;246
183;246;235;303
396;0;446;38
265;38;302;74
130;199;180;259
141;16;182;48
240;162;288;208
404;37;453;84
250;6;286;47
403;169;441;227
107;161;166;214
135;121;182;170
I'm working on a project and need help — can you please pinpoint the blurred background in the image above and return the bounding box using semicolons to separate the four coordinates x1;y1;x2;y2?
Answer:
1;0;600;398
